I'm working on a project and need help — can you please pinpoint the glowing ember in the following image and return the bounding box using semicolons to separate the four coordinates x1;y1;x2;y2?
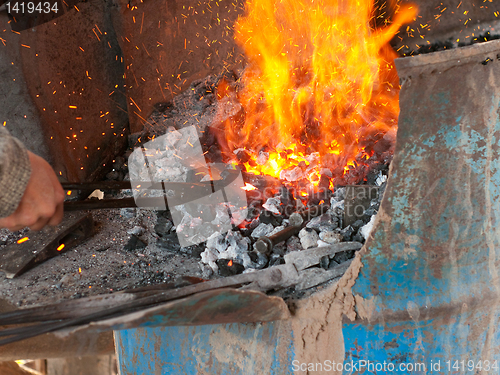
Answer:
228;260;233;267
213;0;416;186
57;244;65;251
241;183;258;191
17;237;29;244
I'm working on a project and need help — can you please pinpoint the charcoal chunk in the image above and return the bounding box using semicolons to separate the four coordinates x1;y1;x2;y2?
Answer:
216;259;245;276
156;233;182;252
248;251;268;269
124;235;147;251
320;255;330;270
269;253;285;267
340;225;355;241
155;211;173;237
259;210;282;226
351;219;364;231
333;251;350;264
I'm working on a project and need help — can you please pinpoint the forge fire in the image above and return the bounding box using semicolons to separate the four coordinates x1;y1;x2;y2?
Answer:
212;0;416;187
124;0;417;278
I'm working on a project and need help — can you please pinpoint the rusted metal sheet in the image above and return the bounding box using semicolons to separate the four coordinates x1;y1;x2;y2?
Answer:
84;288;290;332
343;39;500;368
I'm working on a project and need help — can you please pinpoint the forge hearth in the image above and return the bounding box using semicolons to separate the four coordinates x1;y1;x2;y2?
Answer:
0;68;389;313
1;0;500;368
0;0;443;313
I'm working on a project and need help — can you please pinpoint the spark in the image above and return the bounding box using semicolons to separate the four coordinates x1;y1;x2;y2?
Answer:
17;237;29;244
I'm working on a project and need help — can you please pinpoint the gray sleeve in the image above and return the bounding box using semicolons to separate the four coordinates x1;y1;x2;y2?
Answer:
0;126;31;218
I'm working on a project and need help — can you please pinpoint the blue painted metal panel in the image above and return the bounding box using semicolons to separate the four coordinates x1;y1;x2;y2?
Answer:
343;42;500;372
115;322;295;375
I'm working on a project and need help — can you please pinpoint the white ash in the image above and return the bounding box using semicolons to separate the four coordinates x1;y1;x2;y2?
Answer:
127;226;145;236
286;236;302;253
306;213;338;231
361;215;377;240
330;198;344;211
320;168;333;178
375;171;388;186
206;231;228;253
225;230;250;251
135;76;389;277
317;240;330;247
256;151;269;165
305;152;320;164
262;197;281;215
251;223;274;238
280;167;304;182
201;247;219;264
299;228;319;249
288;212;304;227
319;231;342;244
200;248;219;275
268;225;286;236
212;204;232;227
201;229;259;272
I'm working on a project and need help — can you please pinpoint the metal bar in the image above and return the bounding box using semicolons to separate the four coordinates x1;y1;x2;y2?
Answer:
64;198;139;211
61;181;211;191
253;225;301;254
254;203;331;254
0;212;93;278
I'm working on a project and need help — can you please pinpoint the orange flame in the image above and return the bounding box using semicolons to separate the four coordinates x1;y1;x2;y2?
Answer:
215;0;416;185
228;260;233;267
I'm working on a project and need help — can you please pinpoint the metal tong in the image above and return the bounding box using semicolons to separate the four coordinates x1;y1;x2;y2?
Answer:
62;169;242;211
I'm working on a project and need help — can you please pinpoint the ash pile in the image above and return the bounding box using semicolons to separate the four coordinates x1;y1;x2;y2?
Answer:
114;73;391;286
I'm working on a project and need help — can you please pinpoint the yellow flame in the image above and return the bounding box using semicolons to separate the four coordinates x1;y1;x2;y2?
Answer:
217;0;416;185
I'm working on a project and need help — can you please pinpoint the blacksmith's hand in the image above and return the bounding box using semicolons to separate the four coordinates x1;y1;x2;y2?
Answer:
0;152;65;231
